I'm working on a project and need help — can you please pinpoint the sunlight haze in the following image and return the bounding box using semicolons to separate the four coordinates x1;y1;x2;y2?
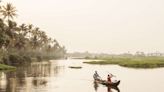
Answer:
4;0;164;53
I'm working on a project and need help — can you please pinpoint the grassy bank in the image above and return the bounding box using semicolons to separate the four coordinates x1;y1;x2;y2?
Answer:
83;56;164;68
0;64;16;70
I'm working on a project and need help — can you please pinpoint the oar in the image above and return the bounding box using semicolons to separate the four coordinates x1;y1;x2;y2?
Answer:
110;73;116;77
106;71;116;77
99;76;103;80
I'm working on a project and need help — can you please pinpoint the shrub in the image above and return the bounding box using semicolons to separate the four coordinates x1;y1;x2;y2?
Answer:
9;54;24;65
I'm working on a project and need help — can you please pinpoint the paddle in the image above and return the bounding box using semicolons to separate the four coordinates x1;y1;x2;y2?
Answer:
110;73;116;77
99;76;103;80
106;71;116;77
107;73;120;83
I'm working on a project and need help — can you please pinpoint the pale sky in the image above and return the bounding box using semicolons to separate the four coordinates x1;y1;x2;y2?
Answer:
3;0;164;53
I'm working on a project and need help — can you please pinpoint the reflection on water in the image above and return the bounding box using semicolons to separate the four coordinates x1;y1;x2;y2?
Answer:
93;81;99;91
0;59;164;92
0;61;63;92
93;81;120;92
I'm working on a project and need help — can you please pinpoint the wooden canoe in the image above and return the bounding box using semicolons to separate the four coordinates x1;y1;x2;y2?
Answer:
94;79;120;87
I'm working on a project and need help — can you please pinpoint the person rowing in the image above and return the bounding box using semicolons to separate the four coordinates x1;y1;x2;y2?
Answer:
93;71;101;81
107;73;116;84
107;74;112;84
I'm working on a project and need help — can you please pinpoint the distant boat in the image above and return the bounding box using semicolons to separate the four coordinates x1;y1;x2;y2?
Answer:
68;66;82;69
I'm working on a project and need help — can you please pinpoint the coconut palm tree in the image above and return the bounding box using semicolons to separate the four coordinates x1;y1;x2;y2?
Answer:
30;27;40;49
0;18;6;48
19;23;28;36
0;3;17;49
28;24;33;33
0;3;17;22
13;23;28;50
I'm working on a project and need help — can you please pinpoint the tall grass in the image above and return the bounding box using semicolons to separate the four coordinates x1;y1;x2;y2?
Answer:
83;56;164;68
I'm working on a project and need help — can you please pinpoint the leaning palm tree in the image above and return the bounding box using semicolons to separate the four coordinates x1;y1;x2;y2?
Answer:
0;3;17;22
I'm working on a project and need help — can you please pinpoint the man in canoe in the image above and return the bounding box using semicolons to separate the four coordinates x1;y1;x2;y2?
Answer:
93;71;101;80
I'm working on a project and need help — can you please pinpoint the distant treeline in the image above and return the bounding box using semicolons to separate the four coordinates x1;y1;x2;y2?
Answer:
67;51;164;59
0;3;66;66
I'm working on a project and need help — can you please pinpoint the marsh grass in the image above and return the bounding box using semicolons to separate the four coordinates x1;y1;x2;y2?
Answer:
83;56;164;68
0;64;16;70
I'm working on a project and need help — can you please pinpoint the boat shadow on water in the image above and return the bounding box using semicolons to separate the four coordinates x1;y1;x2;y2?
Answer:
93;81;120;92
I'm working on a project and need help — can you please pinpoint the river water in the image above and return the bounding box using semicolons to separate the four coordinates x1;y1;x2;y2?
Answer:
0;59;164;92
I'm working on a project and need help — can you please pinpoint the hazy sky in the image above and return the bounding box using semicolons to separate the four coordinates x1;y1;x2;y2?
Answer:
3;0;164;53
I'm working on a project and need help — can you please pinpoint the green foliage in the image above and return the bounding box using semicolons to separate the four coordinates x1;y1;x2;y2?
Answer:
0;64;16;70
0;2;66;66
2;53;32;66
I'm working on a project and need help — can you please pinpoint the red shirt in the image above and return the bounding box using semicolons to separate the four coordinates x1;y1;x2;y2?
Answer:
107;76;111;82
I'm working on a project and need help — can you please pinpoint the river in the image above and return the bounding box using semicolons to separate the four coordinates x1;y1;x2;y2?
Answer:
0;59;164;92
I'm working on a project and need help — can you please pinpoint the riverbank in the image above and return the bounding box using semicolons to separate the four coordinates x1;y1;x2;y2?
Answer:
0;64;16;70
83;56;164;68
0;2;66;68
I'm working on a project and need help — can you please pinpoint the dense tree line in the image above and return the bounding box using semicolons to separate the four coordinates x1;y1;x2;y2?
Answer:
0;3;66;65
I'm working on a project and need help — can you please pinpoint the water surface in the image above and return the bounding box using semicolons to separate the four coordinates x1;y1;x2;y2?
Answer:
0;59;164;92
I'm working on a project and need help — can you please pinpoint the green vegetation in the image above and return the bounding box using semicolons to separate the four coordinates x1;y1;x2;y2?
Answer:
0;64;16;70
83;56;164;68
0;2;66;69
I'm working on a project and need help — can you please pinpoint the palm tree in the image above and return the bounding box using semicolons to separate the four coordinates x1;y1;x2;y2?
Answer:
0;18;6;48
13;23;28;50
28;24;33;33
0;3;17;22
30;27;40;49
0;3;17;49
19;23;27;36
